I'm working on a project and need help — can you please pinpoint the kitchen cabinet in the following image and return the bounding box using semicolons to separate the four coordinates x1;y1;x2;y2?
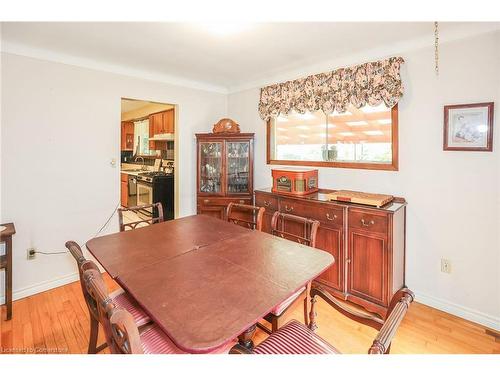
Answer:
121;121;134;151
196;133;254;220
254;188;406;318
149;109;175;151
121;173;129;207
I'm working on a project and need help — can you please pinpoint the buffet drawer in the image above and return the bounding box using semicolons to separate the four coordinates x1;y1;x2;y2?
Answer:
279;198;343;226
255;193;278;211
348;208;388;235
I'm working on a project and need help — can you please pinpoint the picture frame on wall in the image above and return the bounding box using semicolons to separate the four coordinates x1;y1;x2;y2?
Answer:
443;102;494;151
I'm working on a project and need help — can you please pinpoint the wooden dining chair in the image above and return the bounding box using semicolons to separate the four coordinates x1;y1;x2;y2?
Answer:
83;268;236;354
65;241;151;353
231;287;414;354
258;212;320;333
117;203;164;232
226;202;265;231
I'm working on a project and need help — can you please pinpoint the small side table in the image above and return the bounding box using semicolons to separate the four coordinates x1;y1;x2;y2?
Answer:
1;223;15;320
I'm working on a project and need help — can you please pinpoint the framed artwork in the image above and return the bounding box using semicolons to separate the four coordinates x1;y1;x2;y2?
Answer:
443;102;494;151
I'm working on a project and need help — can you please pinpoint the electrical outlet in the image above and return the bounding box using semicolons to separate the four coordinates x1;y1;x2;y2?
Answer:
441;258;451;274
27;248;36;260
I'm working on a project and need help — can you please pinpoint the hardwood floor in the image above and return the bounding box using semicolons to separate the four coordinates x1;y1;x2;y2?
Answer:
1;274;499;354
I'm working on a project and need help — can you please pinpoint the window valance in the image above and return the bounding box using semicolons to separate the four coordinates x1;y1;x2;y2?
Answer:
258;56;405;121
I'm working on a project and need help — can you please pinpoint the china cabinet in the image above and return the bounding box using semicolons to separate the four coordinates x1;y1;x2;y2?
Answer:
196;133;254;219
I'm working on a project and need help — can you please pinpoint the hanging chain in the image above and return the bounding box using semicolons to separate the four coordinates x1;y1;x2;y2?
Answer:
434;21;439;75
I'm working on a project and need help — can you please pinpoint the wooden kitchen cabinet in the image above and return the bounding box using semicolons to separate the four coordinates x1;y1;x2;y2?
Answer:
121;121;134;151
254;188;406;318
120;173;129;207
196;133;254;220
163;109;174;133
148;109;175;150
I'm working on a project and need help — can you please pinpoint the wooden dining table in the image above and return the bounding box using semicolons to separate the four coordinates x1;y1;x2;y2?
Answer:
86;214;334;353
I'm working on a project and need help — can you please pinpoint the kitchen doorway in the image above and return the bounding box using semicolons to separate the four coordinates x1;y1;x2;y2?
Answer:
120;98;178;224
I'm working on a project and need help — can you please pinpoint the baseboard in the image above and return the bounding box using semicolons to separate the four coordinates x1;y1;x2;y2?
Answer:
414;289;500;331
0;272;79;305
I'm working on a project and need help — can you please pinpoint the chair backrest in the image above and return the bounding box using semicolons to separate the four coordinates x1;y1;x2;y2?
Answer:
109;308;144;354
65;241;101;321
310;287;414;354
271;211;320;247
65;240;85;265
83;268;119;352
226;202;265;231
117;203;164;232
84;268;144;354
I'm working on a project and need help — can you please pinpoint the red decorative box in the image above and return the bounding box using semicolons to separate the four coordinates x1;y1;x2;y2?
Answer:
271;168;319;196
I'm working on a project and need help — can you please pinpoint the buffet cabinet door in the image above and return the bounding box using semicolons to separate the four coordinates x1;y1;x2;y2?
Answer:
198;141;224;196
346;229;388;307
314;226;343;292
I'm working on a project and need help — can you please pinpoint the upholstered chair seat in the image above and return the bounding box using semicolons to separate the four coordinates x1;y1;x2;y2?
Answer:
109;289;151;327
253;320;339;355
140;324;236;354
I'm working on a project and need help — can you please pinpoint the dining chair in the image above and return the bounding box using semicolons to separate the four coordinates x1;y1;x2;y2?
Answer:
258;212;320;333
65;241;151;353
230;287;414;354
83;268;236;354
226;202;265;231
117;203;164;232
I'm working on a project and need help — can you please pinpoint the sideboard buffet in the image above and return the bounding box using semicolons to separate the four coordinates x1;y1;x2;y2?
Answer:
255;188;407;318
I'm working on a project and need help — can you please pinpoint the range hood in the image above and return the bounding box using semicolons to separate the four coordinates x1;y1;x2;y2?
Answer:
150;133;175;141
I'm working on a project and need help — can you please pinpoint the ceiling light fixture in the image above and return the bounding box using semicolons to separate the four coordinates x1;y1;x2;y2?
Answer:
346;121;368;126
378;119;392;125
363;130;384;136
338;132;355;136
199;23;252;36
361;104;388;113
296;125;310;130
331;111;352;116
298;112;315;120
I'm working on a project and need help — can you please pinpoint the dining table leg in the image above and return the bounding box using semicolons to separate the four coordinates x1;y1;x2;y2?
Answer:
238;324;256;350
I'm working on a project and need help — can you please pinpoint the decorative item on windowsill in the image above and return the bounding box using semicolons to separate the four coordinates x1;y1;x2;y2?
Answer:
212;118;240;133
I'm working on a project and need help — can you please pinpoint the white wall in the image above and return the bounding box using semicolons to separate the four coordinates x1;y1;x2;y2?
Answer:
228;32;500;329
0;53;227;302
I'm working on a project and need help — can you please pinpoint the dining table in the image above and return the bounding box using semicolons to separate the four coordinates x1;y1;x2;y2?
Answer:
86;214;334;353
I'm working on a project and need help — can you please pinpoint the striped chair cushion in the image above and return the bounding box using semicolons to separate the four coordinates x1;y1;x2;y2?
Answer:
140;325;237;354
140;326;186;354
253;320;339;354
110;289;151;327
270;287;306;316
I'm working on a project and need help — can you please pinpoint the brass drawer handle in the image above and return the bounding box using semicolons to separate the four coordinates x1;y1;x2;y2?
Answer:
361;218;375;227
204;199;210;204
239;200;245;204
326;213;337;221
263;201;271;207
285;205;294;212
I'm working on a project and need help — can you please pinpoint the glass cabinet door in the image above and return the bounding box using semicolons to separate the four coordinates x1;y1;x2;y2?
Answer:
226;141;250;194
199;142;223;194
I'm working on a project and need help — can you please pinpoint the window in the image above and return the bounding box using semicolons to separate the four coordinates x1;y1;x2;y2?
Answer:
267;103;398;170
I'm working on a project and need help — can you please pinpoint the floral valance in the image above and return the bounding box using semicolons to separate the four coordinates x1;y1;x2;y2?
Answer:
258;56;405;121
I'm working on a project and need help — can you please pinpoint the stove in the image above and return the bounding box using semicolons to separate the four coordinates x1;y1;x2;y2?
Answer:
137;171;171;183
136;171;175;220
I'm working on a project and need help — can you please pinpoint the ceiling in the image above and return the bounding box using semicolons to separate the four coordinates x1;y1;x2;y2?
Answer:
2;22;499;93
